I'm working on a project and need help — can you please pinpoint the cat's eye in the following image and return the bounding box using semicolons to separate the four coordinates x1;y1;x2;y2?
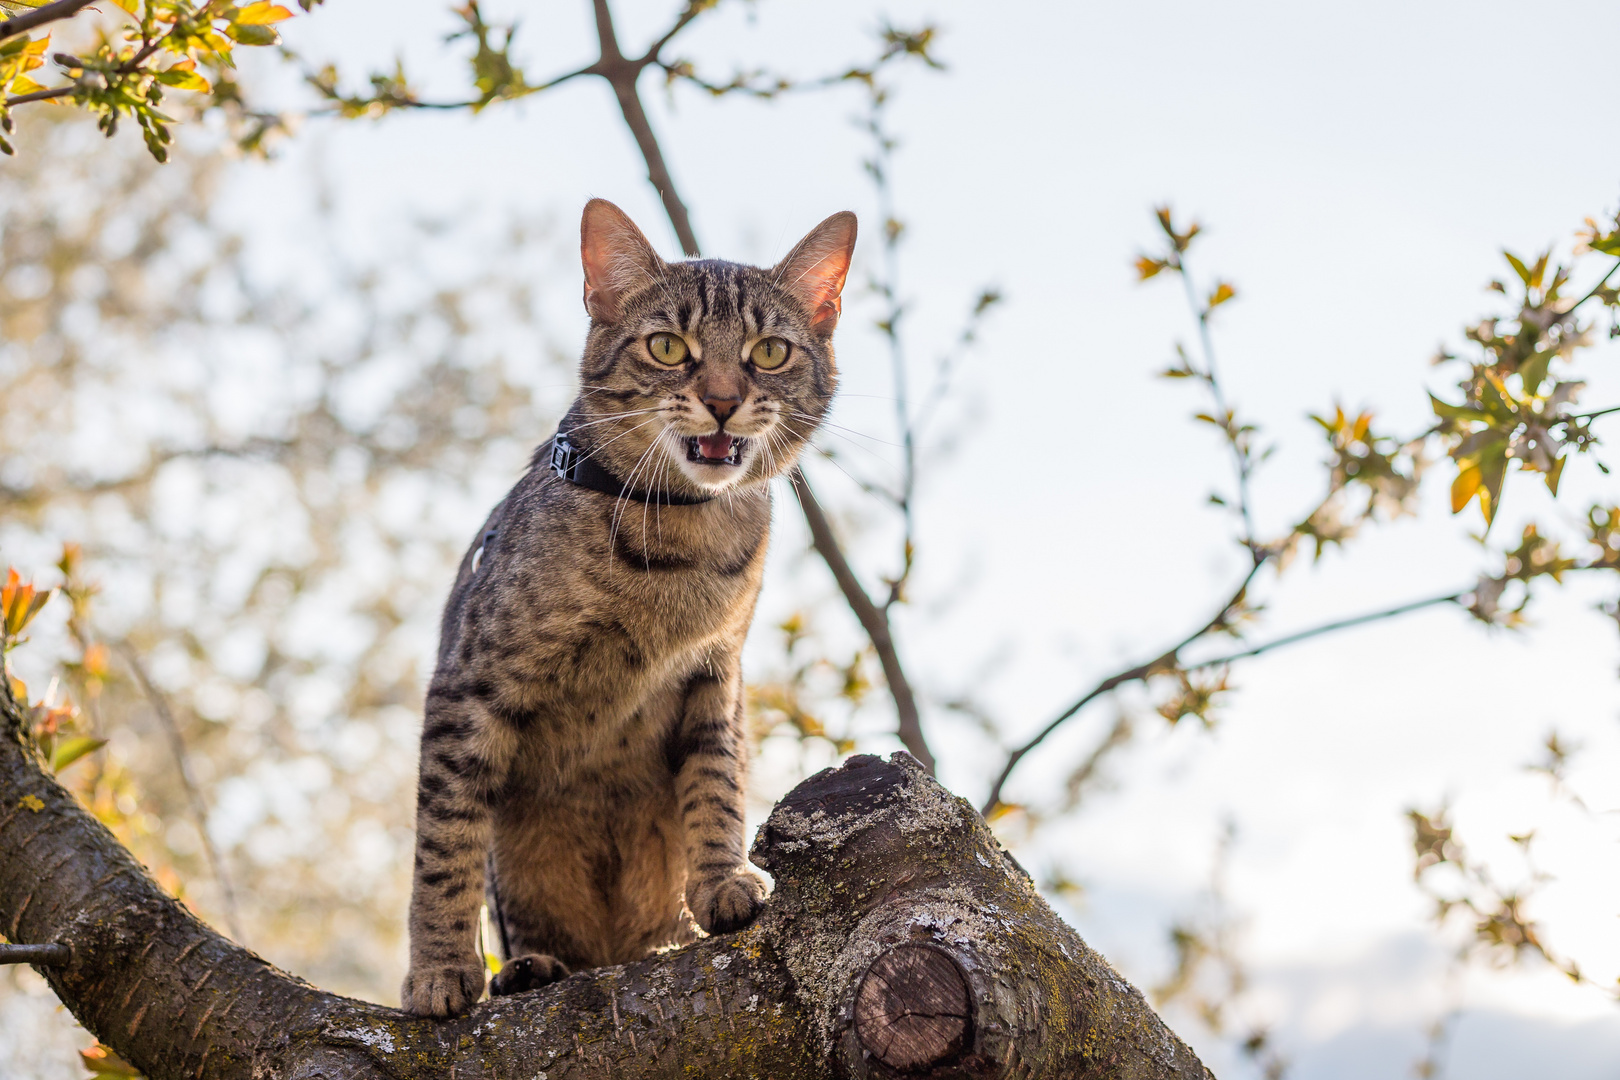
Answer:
647;333;689;366
749;337;791;370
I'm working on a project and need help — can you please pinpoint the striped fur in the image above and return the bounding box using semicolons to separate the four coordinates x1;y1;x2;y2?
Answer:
400;201;856;1017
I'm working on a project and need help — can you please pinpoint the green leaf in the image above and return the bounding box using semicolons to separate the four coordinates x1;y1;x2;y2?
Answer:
1429;393;1483;422
225;23;279;46
1504;250;1532;286
1545;454;1566;496
156;63;211;92
1518;350;1552;397
51;735;106;773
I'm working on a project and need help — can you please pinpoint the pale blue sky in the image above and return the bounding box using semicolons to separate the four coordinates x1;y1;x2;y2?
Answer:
220;1;1620;1075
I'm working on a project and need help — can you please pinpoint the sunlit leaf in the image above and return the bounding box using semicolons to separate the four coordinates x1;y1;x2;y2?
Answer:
225;23;279;46
1207;282;1235;308
51;736;106;773
1451;464;1482;514
156;62;211;92
234;2;295;24
1135;255;1167;280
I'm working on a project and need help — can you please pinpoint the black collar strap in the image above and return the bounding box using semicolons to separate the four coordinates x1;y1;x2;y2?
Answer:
549;430;715;506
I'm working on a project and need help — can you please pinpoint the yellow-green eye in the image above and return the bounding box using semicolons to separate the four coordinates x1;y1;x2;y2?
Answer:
750;337;790;370
647;333;689;365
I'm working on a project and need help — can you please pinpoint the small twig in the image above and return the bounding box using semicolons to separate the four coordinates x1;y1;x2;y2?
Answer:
1570;257;1620;311
0;0;95;43
117;644;245;943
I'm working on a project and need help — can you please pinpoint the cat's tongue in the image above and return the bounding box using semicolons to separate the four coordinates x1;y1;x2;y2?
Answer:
697;434;733;460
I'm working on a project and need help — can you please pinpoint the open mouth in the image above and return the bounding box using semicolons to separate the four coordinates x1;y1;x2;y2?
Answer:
686;434;746;466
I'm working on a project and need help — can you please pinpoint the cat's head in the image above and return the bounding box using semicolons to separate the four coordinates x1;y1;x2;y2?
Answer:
570;199;856;497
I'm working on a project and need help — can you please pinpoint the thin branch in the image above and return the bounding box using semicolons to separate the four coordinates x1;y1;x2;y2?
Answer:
117;643;246;944
0;0;94;43
1571;257;1620;311
982;562;1264;815
1187;590;1468;670
590;0;699;255
4;84;74;107
790;467;935;773
635;0;711;67
983;582;1473;816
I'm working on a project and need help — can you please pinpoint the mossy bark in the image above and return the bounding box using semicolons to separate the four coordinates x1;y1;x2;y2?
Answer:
1;677;1211;1079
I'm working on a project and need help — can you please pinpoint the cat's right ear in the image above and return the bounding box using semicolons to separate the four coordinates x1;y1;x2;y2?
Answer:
581;199;666;322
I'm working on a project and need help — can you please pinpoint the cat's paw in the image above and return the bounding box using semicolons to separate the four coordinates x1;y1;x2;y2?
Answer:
490;953;570;997
691;869;767;935
400;959;486;1018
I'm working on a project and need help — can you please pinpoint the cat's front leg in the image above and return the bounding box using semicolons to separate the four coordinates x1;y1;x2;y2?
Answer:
401;689;518;1017
674;657;767;934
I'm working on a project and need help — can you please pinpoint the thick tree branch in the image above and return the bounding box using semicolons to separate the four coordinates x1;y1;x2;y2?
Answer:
790;466;935;774
0;0;94;43
1;672;1209;1079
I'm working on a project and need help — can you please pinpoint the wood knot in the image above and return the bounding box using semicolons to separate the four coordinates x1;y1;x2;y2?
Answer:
854;945;972;1074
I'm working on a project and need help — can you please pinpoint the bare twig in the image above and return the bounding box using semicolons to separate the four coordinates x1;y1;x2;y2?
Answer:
116;643;245;943
0;0;95;43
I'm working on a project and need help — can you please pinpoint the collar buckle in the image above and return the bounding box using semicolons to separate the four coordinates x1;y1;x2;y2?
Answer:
550;433;580;482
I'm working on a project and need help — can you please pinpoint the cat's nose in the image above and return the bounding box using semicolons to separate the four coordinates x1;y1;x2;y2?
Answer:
703;396;741;424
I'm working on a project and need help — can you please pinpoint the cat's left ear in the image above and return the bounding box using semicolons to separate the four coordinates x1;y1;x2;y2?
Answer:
772;211;857;334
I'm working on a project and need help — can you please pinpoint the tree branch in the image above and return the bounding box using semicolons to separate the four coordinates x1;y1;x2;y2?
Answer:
590;0;699;256
0;0;94;43
4;84;74;107
983;563;1263;815
1;671;1209;1080
790;467;935;773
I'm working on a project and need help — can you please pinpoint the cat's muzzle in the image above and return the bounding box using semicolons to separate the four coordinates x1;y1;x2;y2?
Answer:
687;434;746;466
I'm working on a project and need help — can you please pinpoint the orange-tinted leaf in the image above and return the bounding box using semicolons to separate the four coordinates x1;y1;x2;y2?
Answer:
234;2;295;24
1135;255;1166;280
1207;282;1236;308
79;1043;140;1077
1451;464;1482;514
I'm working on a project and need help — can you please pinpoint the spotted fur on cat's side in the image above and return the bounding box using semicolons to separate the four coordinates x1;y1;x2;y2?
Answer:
400;199;857;1017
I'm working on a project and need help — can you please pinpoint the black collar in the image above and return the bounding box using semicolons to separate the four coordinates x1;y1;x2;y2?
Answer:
549;430;715;506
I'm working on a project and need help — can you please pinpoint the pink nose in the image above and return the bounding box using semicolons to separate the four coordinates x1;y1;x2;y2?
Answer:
703;396;741;423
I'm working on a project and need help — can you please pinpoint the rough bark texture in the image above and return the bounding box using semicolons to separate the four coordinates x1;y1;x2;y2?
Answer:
1;676;1211;1080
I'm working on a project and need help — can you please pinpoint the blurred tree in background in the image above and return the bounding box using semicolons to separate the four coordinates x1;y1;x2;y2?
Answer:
2;1;1618;1077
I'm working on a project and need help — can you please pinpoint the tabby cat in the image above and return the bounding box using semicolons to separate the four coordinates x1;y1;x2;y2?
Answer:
401;198;857;1017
